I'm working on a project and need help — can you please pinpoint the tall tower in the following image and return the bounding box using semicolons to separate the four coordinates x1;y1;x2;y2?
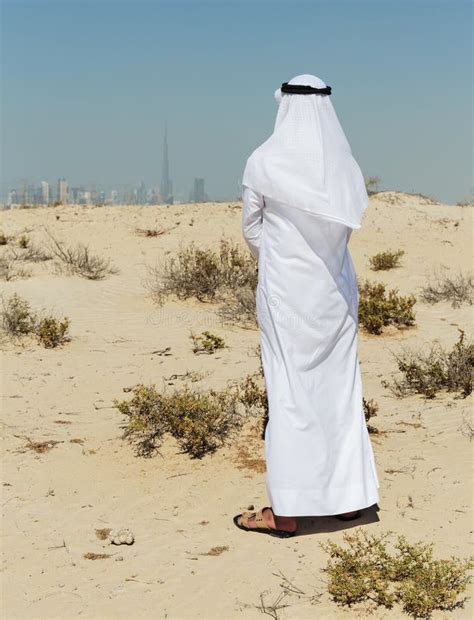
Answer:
161;125;173;204
58;178;69;204
41;181;50;205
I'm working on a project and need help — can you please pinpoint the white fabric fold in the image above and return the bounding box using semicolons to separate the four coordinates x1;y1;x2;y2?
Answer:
242;74;368;229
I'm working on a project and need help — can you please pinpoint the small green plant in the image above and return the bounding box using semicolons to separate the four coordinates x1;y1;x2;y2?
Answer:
420;269;473;308
358;280;416;335
36;316;71;348
369;249;405;271
320;529;473;619
363;397;379;433
115;383;242;458
191;330;225;354
383;329;473;399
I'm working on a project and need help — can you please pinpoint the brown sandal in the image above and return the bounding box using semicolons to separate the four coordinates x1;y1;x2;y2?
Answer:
233;506;296;538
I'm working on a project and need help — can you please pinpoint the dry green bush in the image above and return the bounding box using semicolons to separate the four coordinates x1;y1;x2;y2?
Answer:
0;255;31;281
135;226;176;237
365;176;380;195
321;529;473;619
218;283;257;327
8;243;52;263
369;249;405;271
148;238;257;305
18;234;30;248
229;345;268;438
358;280;416;335
36;316;71;348
233;370;268;439
363;397;379;433
420;270;473;308
114;384;242;458
190;330;225;354
1;293;70;348
382;329;473;399
0;237;51;281
0;232;8;245
46;232;117;280
1;293;36;336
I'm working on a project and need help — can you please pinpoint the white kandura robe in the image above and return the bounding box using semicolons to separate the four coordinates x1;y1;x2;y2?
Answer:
242;185;380;517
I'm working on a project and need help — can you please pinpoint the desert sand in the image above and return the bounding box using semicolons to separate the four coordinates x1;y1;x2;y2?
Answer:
1;192;473;619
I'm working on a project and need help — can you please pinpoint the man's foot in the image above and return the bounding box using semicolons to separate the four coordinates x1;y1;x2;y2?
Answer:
238;507;297;533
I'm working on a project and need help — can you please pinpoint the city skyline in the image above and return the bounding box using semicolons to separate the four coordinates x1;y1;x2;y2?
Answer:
4;127;224;205
2;1;472;205
5;176;215;207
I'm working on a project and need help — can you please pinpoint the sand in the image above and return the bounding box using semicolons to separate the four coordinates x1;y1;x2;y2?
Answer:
1;192;473;619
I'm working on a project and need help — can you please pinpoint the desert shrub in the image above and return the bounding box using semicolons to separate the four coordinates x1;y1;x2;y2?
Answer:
382;329;473;399
420;270;473;308
190;330;225;354
18;234;30;248
369;249;405;271
358;280;416;335
0;232;8;245
363;397;379;433
321;529;473;619
365;176;380;195
1;293;70;348
218;283;257;327
36;316;70;348
235;371;267;413
148;237;256;304
166;388;240;458
231;347;269;438
115;384;242;458
115;385;167;457
46;232;117;280
0;256;31;281
218;237;257;290
8;243;52;263
1;293;36;336
135;226;176;237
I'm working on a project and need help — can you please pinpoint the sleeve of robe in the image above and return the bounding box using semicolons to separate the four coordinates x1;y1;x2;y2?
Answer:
241;185;264;260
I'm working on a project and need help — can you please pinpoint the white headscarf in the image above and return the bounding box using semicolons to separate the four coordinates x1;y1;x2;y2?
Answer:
242;74;368;229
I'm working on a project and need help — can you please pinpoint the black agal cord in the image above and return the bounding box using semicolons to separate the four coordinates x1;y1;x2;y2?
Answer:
281;82;332;95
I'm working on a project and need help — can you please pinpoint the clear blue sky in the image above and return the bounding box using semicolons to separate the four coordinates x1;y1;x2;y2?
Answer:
1;0;472;203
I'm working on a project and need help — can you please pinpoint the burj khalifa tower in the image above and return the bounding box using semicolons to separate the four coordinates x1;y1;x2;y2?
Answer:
161;125;173;204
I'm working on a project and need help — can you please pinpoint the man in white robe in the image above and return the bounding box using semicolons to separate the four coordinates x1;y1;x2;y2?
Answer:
234;75;380;538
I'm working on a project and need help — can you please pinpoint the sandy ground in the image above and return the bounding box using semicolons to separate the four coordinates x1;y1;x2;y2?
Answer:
1;192;473;619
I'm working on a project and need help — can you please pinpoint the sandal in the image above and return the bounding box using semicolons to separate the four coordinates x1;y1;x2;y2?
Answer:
233;506;297;538
335;510;362;521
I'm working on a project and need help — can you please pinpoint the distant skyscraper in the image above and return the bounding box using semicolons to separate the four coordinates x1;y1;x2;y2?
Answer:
136;181;147;205
7;190;18;206
190;177;207;203
41;181;50;205
160;125;173;204
58;178;68;204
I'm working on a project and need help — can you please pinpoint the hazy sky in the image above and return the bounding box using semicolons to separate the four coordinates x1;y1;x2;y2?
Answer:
1;0;472;203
